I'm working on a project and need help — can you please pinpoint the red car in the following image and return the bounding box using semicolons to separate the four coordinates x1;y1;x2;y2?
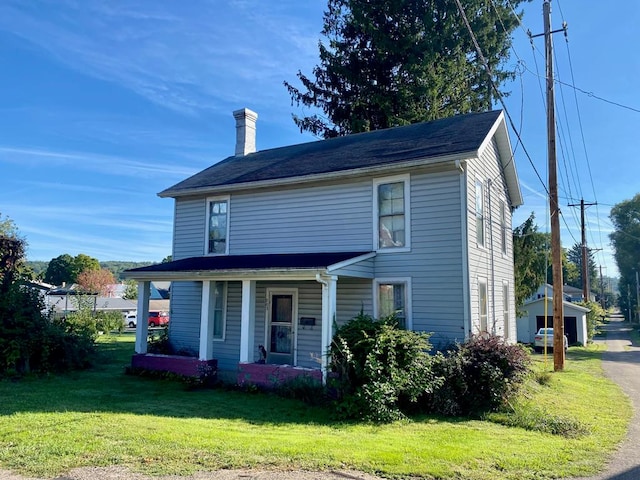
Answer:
124;311;169;328
148;311;169;327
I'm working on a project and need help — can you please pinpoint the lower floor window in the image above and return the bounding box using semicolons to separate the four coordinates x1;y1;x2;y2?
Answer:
377;281;409;328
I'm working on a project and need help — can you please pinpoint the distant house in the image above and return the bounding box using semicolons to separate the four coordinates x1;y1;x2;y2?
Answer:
125;108;523;384
516;284;590;345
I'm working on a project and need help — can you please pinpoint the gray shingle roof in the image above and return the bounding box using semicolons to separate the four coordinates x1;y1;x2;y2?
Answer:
160;110;503;197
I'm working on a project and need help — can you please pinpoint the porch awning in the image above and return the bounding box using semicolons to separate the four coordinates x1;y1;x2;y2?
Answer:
123;251;375;281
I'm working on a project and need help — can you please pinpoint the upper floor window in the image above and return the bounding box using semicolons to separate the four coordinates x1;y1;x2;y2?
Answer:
500;200;507;255
502;282;510;340
475;180;485;247
374;175;410;251
206;196;229;255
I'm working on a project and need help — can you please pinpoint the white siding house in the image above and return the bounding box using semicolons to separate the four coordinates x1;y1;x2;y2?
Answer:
124;108;523;383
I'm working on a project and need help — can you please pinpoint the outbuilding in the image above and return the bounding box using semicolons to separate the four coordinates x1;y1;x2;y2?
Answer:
517;296;590;346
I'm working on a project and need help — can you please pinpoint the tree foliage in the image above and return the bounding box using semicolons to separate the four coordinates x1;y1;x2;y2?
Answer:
76;268;116;295
513;213;548;310
43;253;100;286
566;243;597;292
609;194;640;317
285;0;528;138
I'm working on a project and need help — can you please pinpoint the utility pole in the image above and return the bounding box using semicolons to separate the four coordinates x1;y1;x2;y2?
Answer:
544;0;565;371
636;270;640;323
568;198;597;302
599;265;605;310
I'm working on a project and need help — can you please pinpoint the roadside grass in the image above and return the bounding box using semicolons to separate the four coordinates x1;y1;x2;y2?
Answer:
0;336;631;480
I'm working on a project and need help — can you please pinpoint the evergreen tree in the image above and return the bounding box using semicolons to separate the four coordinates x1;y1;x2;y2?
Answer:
285;0;528;138
513;213;548;311
566;243;597;292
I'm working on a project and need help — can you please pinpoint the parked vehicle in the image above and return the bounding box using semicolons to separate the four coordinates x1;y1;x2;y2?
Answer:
148;311;169;327
123;311;169;328
534;327;568;353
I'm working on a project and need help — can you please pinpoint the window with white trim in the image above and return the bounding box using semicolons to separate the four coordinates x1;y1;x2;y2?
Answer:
502;282;510;340
206;196;229;255
212;281;226;340
374;175;410;251
475;180;485;247
478;278;488;333
500;200;507;255
375;278;411;329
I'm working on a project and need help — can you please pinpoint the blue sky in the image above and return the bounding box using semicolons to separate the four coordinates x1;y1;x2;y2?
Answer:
1;1;638;279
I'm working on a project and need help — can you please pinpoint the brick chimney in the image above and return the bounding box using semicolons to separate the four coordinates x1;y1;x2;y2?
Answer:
233;108;258;156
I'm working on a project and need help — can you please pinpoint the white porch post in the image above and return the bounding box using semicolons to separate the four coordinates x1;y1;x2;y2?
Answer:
199;281;214;361
240;280;256;363
319;275;338;382
135;281;151;354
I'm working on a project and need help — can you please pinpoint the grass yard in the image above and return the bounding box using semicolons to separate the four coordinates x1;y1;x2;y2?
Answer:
0;335;632;480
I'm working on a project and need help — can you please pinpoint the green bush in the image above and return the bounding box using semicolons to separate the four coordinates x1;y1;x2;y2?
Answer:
0;285;96;376
95;310;125;334
329;312;442;422
426;335;531;417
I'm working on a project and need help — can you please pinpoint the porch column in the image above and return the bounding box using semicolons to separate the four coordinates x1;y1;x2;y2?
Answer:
135;281;151;354
199;281;214;360
319;275;338;382
240;280;256;362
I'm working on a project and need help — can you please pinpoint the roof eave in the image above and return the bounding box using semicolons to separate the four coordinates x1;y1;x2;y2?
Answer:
123;267;328;282
158;151;476;198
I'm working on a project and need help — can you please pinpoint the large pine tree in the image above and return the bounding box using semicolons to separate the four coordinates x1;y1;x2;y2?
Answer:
285;0;528;138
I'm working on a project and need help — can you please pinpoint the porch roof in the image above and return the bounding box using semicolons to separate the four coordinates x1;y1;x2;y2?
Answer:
123;251;374;281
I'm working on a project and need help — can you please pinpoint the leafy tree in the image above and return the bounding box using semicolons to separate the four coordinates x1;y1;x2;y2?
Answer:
285;0;528;138
43;254;75;285
76;268;116;296
43;253;100;286
609;194;640;319
545;247;579;288
161;255;172;263
566;243;597;292
513;213;548;311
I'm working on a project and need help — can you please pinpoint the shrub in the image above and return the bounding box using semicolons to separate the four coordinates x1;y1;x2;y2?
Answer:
329;312;442;422
427;335;531;417
579;300;605;342
0;285;96;376
274;375;327;406
95;310;125;334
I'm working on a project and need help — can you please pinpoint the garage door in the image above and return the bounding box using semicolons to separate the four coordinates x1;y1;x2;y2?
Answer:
536;316;578;345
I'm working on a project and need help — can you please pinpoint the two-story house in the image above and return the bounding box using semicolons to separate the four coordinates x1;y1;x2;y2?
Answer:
125;108;522;384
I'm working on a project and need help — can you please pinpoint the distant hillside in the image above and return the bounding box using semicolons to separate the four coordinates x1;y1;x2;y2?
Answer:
26;260;157;282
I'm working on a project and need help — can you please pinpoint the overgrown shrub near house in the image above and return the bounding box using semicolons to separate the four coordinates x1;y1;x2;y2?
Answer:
329;312;442;422
426;335;531;417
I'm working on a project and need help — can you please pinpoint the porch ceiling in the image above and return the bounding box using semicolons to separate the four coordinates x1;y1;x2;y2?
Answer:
123;251;373;281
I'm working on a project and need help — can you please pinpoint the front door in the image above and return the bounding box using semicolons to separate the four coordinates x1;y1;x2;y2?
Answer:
267;290;297;365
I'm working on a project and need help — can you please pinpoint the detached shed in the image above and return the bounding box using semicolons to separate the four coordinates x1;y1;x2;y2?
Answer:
517;297;589;346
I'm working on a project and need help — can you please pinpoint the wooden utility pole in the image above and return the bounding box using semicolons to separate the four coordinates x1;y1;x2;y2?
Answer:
569;198;597;302
599;265;605;310
544;0;565;371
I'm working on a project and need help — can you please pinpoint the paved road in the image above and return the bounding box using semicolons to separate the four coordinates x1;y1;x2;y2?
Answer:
575;316;640;480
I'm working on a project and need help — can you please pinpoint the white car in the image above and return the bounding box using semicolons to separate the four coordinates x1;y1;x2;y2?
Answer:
124;312;137;328
534;327;568;353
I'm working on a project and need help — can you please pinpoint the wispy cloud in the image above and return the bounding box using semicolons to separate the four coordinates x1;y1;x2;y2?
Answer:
0;1;323;115
0;145;198;179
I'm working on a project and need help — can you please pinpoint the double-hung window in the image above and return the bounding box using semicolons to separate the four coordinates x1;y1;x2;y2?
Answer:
500;200;507;255
502;282;510;340
211;281;226;340
475;180;485;247
206;196;229;255
478;278;488;333
375;278;411;328
374;175;410;251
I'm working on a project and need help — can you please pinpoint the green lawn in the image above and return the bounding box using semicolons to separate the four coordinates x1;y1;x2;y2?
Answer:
0;336;632;480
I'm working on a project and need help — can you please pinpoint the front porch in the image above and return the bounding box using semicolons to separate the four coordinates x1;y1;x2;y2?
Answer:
124;252;376;386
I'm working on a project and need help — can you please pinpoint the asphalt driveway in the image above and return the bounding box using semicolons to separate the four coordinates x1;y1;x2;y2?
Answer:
574;316;640;480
